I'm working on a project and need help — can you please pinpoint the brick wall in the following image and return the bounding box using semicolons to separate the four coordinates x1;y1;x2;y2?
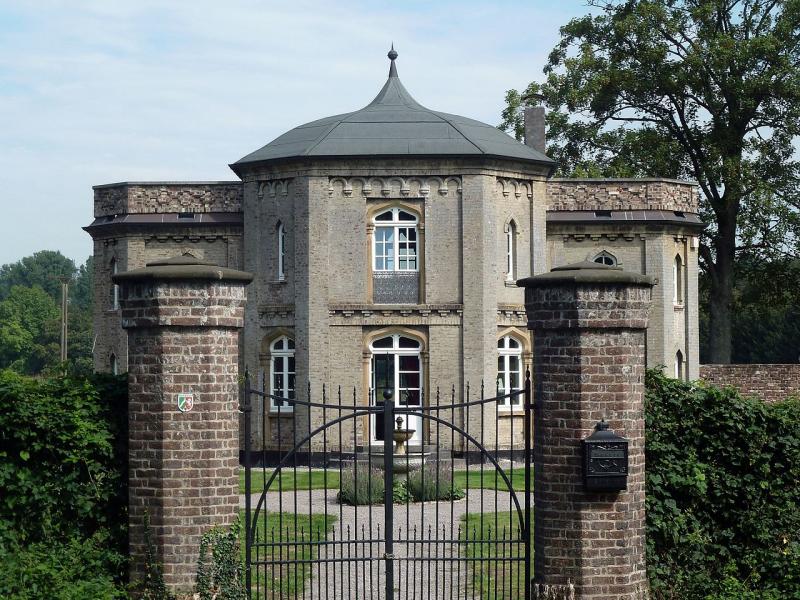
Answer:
546;178;698;213
94;182;243;217
522;274;653;600
119;274;249;592
700;364;800;402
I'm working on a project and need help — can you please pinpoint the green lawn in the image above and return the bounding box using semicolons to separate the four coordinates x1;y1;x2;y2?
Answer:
242;510;336;598
240;468;341;493
454;467;530;492
240;467;529;494
460;511;528;600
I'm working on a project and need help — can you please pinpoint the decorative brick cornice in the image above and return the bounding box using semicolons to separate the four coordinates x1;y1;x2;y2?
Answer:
496;177;534;199
258;304;295;319
497;303;527;325
328;303;463;326
93;182;243;217
257;178;293;199
328;176;462;198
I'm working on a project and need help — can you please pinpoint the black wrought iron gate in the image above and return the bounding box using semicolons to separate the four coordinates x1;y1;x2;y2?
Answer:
241;375;532;599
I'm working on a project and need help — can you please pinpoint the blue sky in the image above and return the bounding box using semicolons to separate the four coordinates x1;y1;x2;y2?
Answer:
0;0;588;266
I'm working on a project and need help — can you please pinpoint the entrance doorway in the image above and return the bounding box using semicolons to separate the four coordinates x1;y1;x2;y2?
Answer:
369;334;422;444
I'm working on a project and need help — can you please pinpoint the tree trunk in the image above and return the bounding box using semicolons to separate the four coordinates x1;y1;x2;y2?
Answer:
708;208;737;363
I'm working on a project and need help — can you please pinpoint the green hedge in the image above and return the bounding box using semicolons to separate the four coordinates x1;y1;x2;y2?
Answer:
645;370;800;599
0;370;128;597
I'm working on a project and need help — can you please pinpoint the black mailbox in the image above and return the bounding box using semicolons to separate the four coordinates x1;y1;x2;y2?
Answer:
582;420;628;492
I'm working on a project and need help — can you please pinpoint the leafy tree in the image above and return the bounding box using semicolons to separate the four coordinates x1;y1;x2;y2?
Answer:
501;0;800;363
0;251;76;302
0;286;60;374
0;254;94;375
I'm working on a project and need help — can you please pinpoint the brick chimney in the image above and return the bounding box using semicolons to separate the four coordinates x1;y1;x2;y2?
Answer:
524;105;546;154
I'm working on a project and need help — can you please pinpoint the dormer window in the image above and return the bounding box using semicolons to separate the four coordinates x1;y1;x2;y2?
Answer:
593;251;617;267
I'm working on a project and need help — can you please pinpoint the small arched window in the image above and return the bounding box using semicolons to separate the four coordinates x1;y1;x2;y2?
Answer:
505;221;516;281
277;222;286;281
110;259;119;309
674;254;684;303
373;208;418;272
270;336;295;412
675;350;684;380
110;353;118;375
497;335;523;408
593;251;617;266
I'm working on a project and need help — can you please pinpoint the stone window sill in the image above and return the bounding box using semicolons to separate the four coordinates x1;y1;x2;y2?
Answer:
269;278;287;285
504;280;518;288
673;303;685;311
268;410;294;417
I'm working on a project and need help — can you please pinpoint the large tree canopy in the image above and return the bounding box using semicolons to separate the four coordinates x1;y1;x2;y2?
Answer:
501;0;800;363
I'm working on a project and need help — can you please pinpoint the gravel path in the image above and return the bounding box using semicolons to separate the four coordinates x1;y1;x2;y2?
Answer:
242;487;522;599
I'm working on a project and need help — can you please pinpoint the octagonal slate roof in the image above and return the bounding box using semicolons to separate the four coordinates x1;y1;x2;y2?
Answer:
232;48;554;170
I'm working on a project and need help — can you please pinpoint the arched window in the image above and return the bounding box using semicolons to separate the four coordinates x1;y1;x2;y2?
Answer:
593;251;617;266
674;254;684;303
506;221;516;281
110;353;118;375
269;336;295;412
373;209;418;272
675;350;684;380
370;334;422;442
277;222;286;281
497;335;523;407
110;259;119;309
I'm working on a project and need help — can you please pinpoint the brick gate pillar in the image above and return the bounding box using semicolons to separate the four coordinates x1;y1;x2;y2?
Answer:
517;261;654;599
114;254;252;593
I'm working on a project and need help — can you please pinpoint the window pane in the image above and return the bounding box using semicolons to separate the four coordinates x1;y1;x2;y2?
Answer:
508;337;520;349
287;339;295;350
399;355;419;371
400;372;419;389
373;337;393;348
400;389;420;406
398;210;415;221
398;336;419;348
376;211;393;221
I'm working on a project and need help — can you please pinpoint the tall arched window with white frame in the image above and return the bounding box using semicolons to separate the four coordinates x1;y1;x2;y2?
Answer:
497;335;523;408
373;208;418;272
675;350;684;380
674;254;684;304
110;353;118;375
505;221;516;281
269;336;295;412
110;258;119;309
276;222;286;281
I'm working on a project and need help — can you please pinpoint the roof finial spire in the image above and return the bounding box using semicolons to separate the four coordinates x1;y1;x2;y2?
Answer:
388;43;398;77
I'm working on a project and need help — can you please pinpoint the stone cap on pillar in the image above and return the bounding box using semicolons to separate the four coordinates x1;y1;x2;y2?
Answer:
516;260;654;288
113;253;253;284
517;261;655;331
